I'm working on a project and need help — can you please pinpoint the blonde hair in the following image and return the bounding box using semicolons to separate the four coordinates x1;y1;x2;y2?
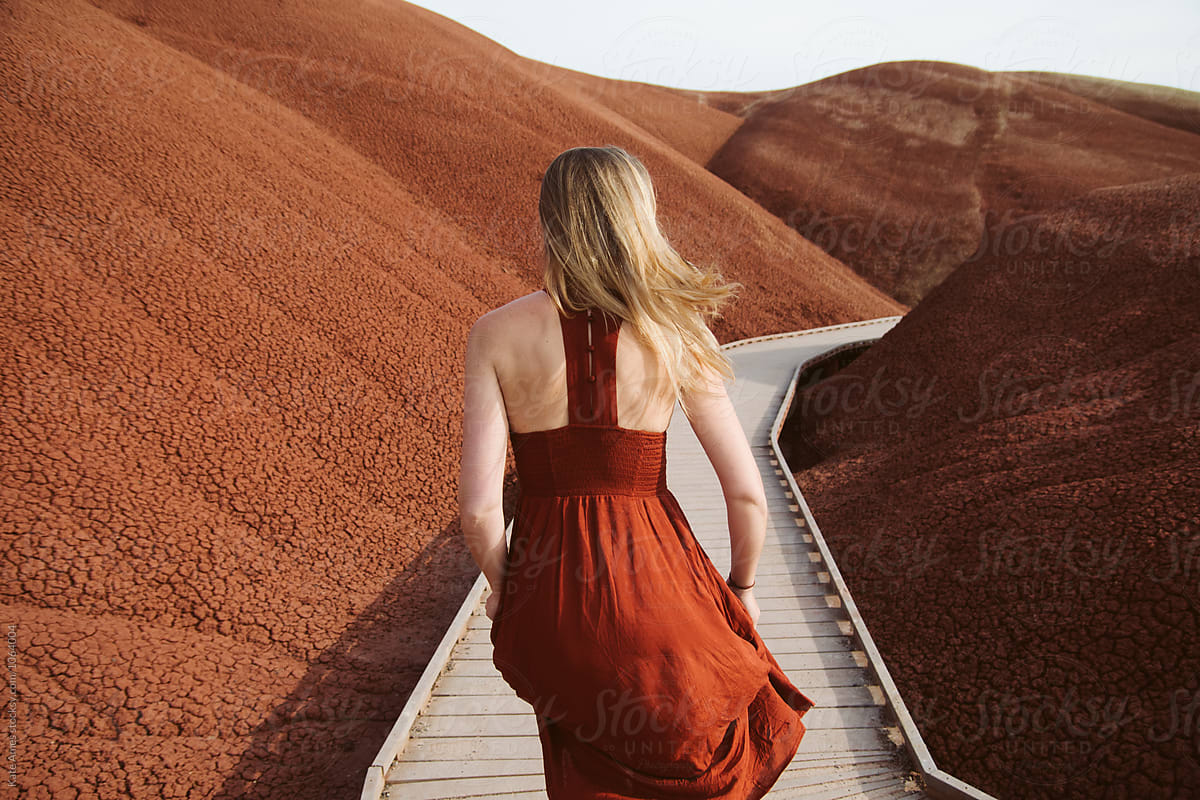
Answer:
538;145;741;418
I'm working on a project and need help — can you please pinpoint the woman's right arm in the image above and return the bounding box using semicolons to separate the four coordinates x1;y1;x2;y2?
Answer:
681;365;769;608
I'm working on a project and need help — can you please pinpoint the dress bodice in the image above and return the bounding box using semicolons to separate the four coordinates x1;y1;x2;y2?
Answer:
508;294;668;497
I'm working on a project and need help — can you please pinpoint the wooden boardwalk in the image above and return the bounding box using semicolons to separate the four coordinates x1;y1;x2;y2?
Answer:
365;316;991;800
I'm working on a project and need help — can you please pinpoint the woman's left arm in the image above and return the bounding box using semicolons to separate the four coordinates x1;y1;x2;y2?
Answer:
459;314;509;592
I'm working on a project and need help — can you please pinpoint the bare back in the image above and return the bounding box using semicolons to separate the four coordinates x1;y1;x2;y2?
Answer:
491;290;677;435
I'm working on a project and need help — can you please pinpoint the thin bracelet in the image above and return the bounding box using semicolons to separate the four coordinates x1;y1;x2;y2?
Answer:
727;575;755;591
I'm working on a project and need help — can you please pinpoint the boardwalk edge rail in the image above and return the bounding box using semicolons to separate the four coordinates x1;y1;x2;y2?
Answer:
766;331;998;800
362;314;997;799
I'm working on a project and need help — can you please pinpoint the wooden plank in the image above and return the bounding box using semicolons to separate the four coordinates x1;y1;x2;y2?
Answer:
775;761;906;790
439;791;545;800
666;508;814;523
442;648;864;677
392;722;904;765
390;748;904;783
463;604;849;630
768;773;911;799
411;704;887;738
451;629;850;663
424;682;880;717
431;666;874;696
388;772;544;799
459;617;849;646
387;754;917;799
388;757;546;781
693;540;818;554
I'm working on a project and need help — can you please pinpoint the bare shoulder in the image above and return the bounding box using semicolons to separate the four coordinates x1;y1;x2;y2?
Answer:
470;290;549;345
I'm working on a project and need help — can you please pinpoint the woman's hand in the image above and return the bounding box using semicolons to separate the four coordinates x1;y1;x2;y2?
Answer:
485;589;501;622
731;588;760;626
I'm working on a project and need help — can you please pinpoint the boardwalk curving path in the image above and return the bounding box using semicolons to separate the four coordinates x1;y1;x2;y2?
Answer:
365;316;996;800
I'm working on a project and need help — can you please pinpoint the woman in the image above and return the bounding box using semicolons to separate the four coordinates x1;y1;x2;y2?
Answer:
459;145;815;799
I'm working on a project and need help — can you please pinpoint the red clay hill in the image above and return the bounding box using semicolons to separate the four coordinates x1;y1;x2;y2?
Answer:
1;1;897;798
702;61;1200;305
782;173;1200;797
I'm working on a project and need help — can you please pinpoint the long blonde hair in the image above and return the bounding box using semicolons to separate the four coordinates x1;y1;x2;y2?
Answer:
538;145;741;418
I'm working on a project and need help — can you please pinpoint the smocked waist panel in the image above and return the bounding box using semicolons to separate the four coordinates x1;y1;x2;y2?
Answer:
509;426;668;497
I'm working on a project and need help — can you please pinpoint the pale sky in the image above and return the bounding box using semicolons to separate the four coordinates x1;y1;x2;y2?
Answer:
406;0;1200;93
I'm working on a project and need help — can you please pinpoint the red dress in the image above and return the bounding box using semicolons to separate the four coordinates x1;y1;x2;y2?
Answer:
491;295;816;799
